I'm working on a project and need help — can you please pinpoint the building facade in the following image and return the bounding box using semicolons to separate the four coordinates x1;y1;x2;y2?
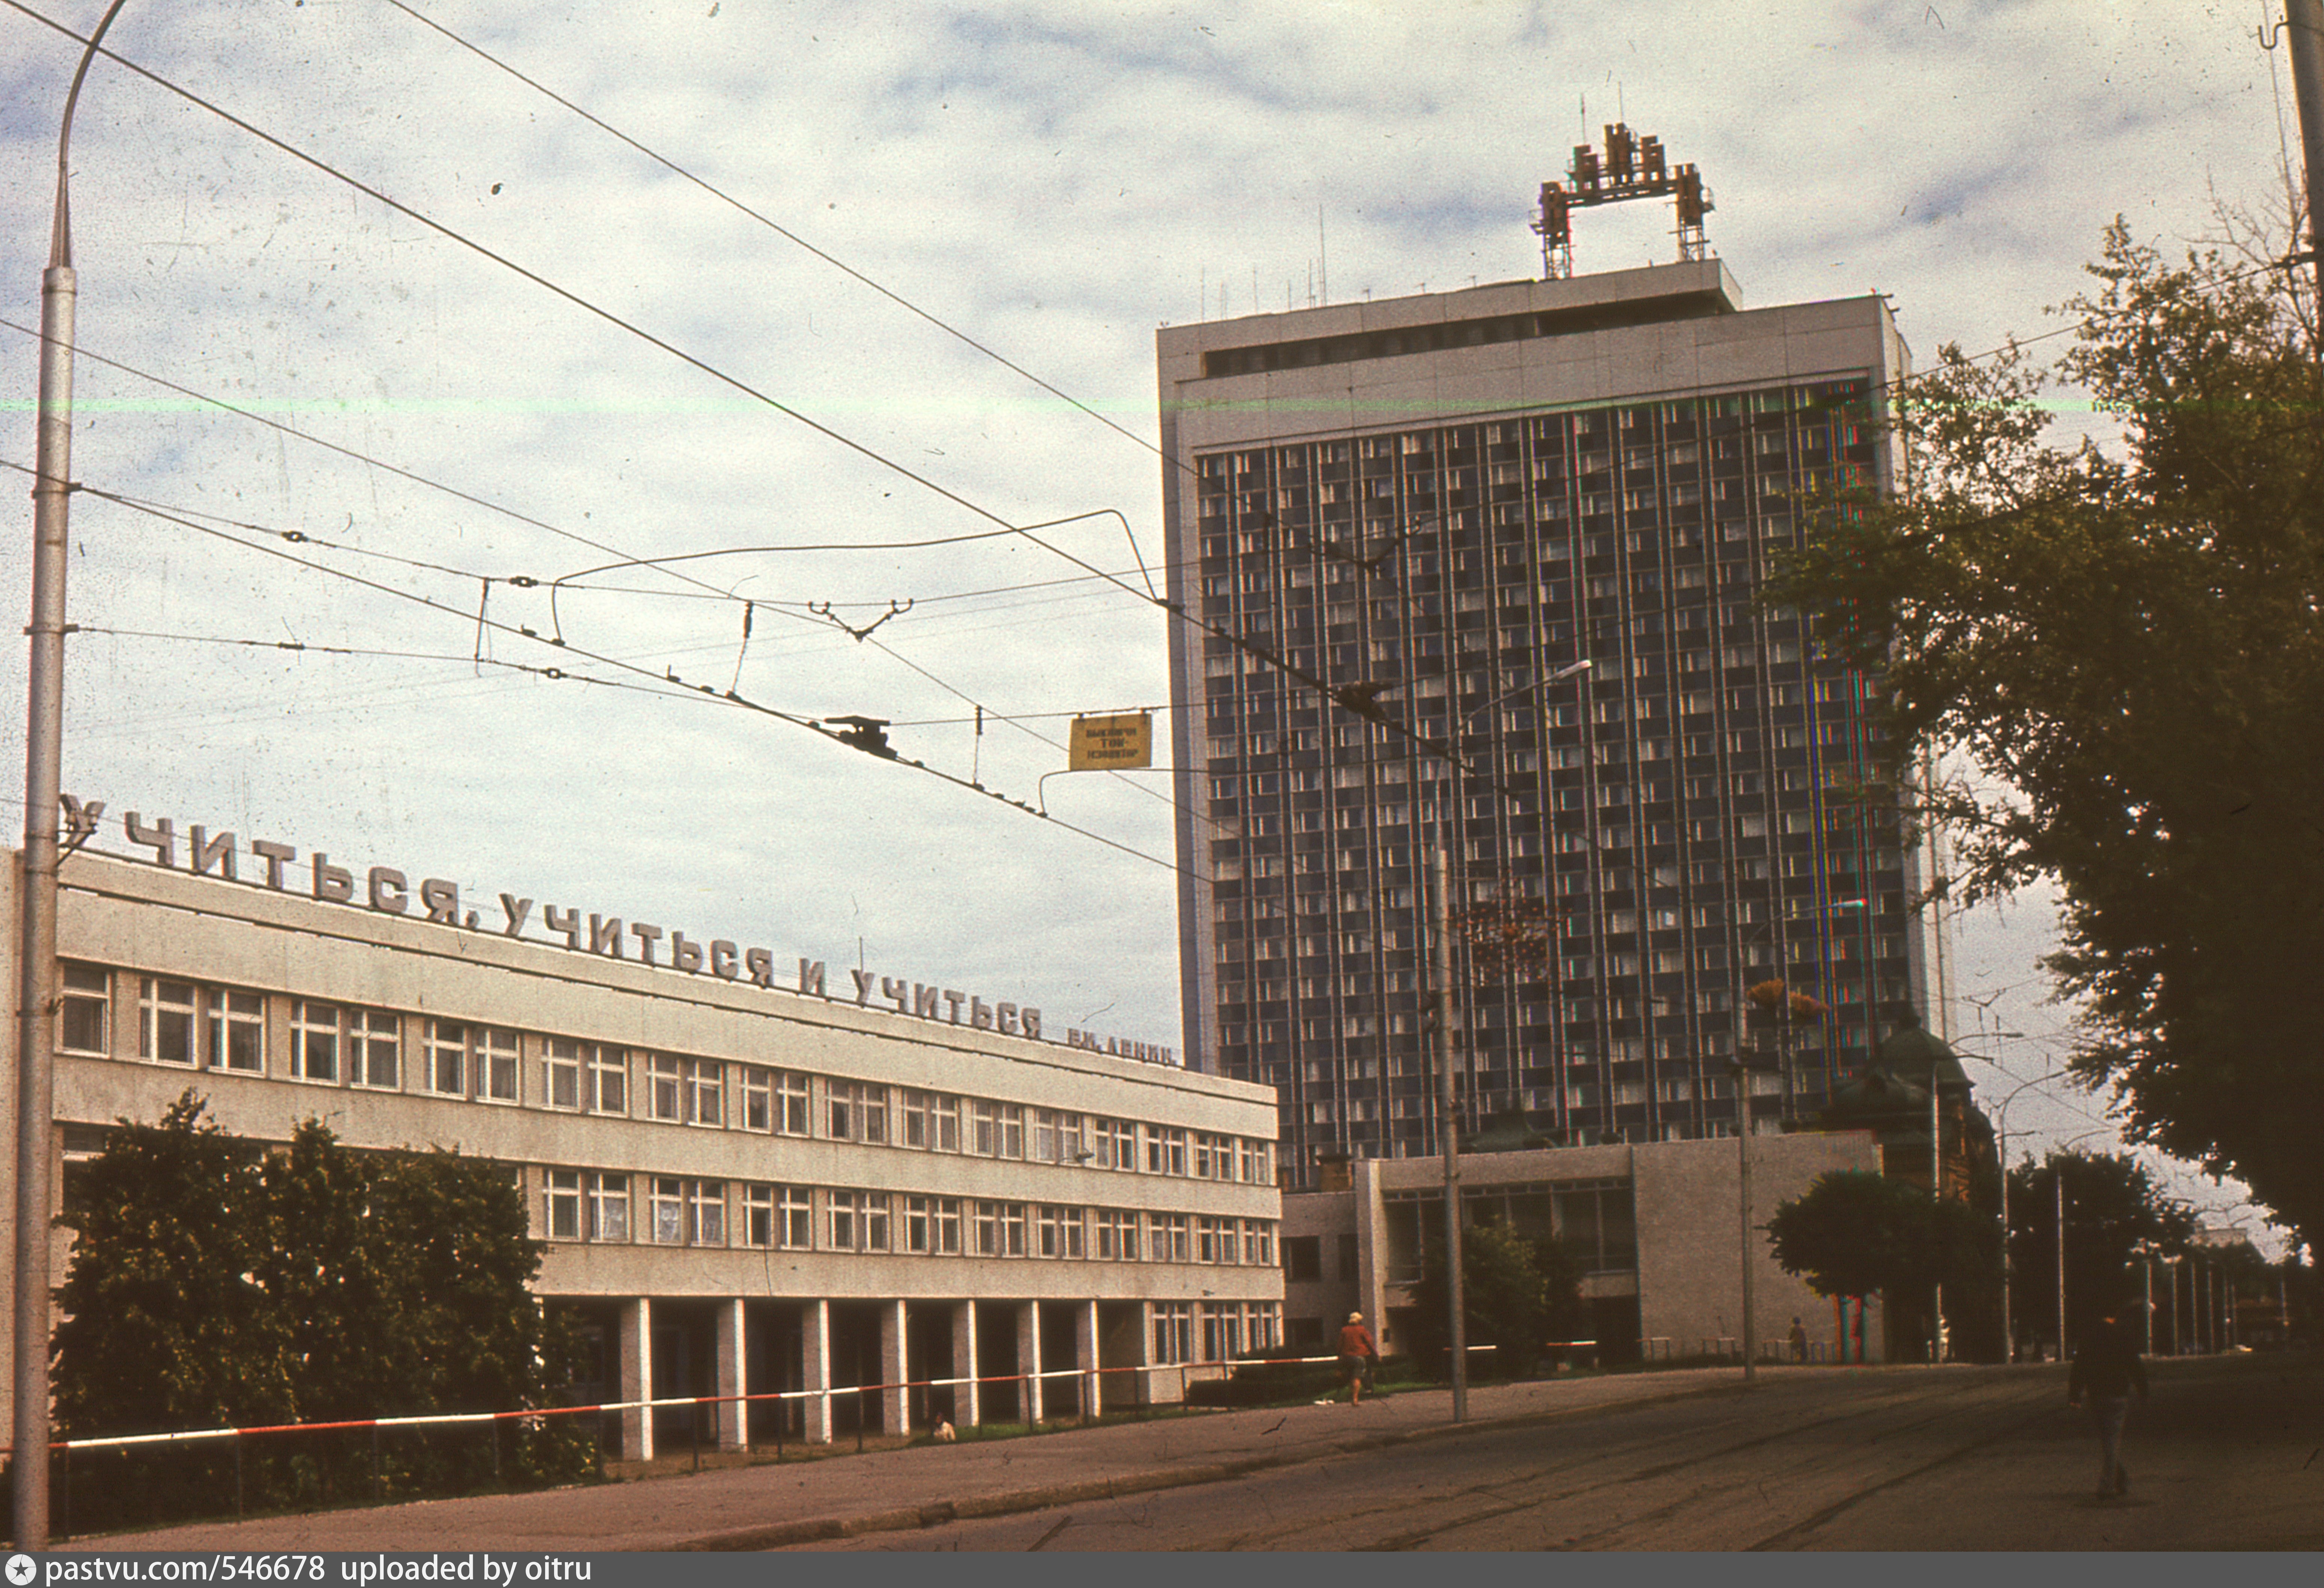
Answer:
1280;1129;1889;1366
1;839;1282;1457
1158;259;1925;1187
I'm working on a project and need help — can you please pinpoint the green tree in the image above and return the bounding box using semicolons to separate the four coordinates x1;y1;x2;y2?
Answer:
1405;1223;1588;1377
50;1097;590;1528
1767;1170;1998;1352
1774;218;2324;1250
2006;1150;2193;1354
52;1092;293;1436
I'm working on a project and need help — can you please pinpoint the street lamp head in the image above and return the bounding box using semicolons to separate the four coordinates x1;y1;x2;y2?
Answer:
1549;658;1594;682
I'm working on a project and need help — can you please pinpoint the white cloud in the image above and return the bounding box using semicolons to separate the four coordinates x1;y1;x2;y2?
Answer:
0;1;2300;1178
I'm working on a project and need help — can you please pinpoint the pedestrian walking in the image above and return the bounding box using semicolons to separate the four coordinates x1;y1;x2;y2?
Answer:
1329;1311;1379;1405
1788;1317;1808;1363
2066;1303;2149;1500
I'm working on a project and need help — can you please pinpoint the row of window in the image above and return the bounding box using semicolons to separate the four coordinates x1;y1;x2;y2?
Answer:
539;1173;1280;1266
58;965;1274;1180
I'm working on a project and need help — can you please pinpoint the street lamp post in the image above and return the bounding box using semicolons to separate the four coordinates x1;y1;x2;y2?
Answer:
1425;656;1592;1424
1975;1059;2056;1363
1732;899;1860;1379
16;2;132;1552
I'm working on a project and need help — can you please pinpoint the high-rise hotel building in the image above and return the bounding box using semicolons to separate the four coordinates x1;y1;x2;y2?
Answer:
1158;258;1928;1187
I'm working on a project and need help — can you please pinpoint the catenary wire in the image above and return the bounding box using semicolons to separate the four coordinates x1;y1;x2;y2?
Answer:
383;0;1166;596
0;1;1472;781
45;473;1199;881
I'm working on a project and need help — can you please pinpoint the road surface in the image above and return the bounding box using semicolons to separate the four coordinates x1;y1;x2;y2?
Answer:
791;1355;2324;1551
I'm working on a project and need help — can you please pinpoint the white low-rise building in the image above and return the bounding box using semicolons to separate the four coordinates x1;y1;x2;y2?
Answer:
3;840;1283;1457
1281;1132;1889;1366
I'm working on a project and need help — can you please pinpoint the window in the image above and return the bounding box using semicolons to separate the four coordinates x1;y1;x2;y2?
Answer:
648;1178;726;1246
349;1008;399;1090
583;1043;625;1113
828;1190;858;1252
828;1080;886;1144
543;1038;581;1110
209;989;264;1074
933;1196;962;1254
1094;1118;1136;1169
745;1184;776;1248
972;1102;1024;1158
903;1089;961;1151
741;1065;773;1131
777;1072;811;1135
1153;1302;1194;1366
1037;1205;1084;1258
289;1001;340;1083
137;977;198;1066
1154;1213;1191;1262
1147;1127;1188;1176
544;1170;582;1240
650;1178;685;1245
479;1027;519;1102
1001;1202;1027;1257
780;1187;814;1249
689;1181;725;1246
425;1020;470;1096
1196;1216;1223;1264
1250;1221;1276;1266
1192;1134;1216;1179
60;962;109;1055
588;1172;630;1242
974;1200;1000;1256
1096;1209;1140;1261
649;1054;719;1124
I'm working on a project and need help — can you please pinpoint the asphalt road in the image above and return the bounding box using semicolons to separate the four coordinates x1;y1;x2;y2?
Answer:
791;1356;2324;1551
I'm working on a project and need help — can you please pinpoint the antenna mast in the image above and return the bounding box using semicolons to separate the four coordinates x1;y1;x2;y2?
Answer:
1531;122;1713;279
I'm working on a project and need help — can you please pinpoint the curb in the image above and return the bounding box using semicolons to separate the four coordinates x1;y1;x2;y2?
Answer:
675;1381;1743;1551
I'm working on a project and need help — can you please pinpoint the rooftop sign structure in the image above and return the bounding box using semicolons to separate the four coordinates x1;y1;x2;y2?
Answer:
1531;122;1713;279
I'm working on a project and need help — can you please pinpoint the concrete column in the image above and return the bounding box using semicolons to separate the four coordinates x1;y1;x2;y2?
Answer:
1017;1301;1044;1425
714;1297;747;1451
879;1299;908;1436
1076;1300;1101;1420
951;1300;980;1427
802;1298;833;1445
1137;1300;1157;1409
617;1296;653;1462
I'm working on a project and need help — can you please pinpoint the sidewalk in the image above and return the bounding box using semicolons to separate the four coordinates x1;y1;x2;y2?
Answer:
68;1368;1756;1552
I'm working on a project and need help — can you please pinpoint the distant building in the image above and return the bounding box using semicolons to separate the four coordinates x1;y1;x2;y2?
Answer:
1157;255;1925;1187
1280;1129;1890;1366
3;841;1281;1457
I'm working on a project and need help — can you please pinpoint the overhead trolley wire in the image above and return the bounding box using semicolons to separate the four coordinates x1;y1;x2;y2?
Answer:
3;1;1479;786
383;0;1165;596
18;462;1199;881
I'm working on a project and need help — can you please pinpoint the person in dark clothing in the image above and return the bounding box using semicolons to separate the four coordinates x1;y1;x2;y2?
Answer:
2066;1305;2150;1499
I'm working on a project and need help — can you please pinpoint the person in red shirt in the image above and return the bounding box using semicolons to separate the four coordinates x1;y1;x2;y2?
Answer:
1334;1311;1379;1405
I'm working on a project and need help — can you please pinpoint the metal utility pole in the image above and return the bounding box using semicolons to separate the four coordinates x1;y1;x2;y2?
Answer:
1930;1078;1943;1364
2285;0;2324;313
16;3;130;1552
1736;1063;1756;1381
2142;1254;2155;1356
1431;843;1467;1422
2054;1168;2068;1358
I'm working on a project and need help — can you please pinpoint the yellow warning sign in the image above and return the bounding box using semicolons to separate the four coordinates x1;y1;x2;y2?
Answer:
1069;713;1153;771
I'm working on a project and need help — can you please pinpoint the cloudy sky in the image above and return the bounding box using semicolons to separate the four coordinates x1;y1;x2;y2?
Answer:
1;0;2293;1247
